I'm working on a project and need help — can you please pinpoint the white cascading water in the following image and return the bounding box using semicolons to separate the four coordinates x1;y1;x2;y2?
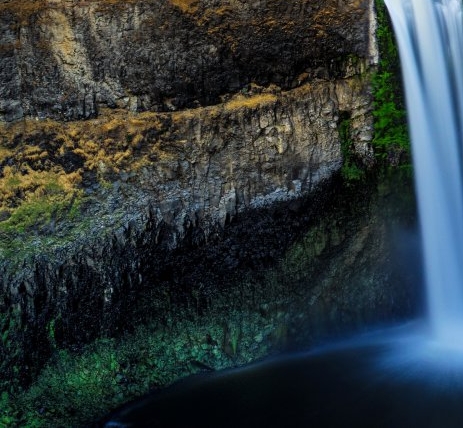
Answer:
385;0;463;345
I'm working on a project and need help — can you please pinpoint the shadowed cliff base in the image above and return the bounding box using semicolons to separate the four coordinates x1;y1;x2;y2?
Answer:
0;170;421;427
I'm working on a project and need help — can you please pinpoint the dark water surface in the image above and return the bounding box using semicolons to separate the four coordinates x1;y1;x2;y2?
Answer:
102;322;463;428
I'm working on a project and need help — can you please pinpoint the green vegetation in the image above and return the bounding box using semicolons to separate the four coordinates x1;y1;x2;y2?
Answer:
0;110;155;244
339;0;410;183
0;310;275;427
338;115;365;182
0;192;82;235
372;0;410;165
0;158;83;231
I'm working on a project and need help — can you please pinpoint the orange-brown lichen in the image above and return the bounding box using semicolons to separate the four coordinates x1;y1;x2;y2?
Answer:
169;0;198;13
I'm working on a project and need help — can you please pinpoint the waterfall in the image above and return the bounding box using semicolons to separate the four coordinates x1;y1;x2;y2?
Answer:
384;0;463;344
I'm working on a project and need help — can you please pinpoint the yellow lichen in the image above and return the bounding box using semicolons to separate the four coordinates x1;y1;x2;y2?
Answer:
0;147;13;163
169;0;198;13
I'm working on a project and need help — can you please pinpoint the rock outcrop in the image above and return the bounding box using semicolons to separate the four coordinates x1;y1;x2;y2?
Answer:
0;0;383;385
0;75;374;365
0;0;376;121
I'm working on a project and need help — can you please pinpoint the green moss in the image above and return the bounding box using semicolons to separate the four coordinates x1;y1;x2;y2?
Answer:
5;311;273;427
338;114;365;182
372;0;410;165
0;196;74;234
0;392;19;427
0;200;92;264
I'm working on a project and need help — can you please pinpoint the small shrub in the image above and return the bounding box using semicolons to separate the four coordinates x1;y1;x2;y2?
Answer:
372;0;410;164
338;115;365;182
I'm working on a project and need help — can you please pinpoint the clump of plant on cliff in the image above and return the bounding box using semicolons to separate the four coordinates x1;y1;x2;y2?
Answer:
0;111;157;240
338;1;409;182
372;0;410;166
339;113;365;182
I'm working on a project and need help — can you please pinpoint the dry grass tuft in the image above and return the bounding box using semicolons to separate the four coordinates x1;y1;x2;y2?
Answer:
224;93;277;111
169;0;198;13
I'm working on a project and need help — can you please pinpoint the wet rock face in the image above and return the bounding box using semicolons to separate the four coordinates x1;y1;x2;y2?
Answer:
0;0;380;387
0;0;374;121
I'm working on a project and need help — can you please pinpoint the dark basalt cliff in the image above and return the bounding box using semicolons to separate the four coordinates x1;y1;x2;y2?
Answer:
0;0;397;394
0;0;376;121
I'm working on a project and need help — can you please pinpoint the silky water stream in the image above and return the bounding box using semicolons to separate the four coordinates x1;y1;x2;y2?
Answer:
102;1;463;426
